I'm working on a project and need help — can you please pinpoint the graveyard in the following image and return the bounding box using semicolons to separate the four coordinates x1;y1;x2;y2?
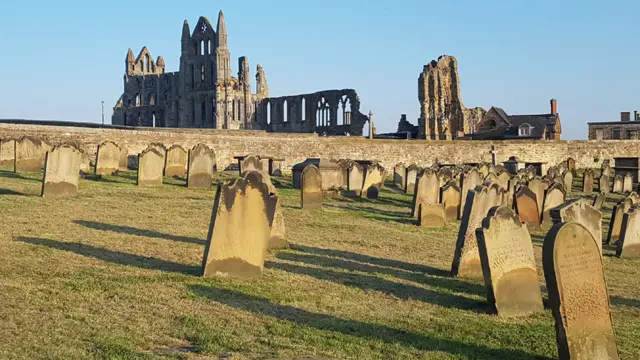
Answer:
0;154;640;360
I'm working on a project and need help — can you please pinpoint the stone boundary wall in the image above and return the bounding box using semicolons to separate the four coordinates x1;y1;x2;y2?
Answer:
0;123;631;172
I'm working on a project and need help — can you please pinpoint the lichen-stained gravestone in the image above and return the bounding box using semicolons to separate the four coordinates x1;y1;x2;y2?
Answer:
593;192;606;210
599;174;610;194
0;139;15;167
543;222;620;360
617;204;640;258
201;174;277;278
613;174;624;194
394;162;406;190
187;144;215;189
441;181;461;221
515;185;540;228
460;168;482;217
623;173;634;193
437;168;453;188
411;169;440;218
95;141;121;176
41;145;82;198
243;171;287;249
137;147;164;187
496;171;510;191
542;183;566;223
119;146;128;172
601;160;612;178
361;163;385;200
606;197;635;245
241;154;263;175
476;207;543;317
562;171;573;195
419;203;446;228
451;184;505;278
583;169;594;193
405;164;419;195
551;199;603;255
14;136;49;173
345;161;364;196
301;165;322;210
165;145;188;177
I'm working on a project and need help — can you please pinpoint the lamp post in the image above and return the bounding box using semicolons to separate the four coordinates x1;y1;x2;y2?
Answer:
101;101;105;127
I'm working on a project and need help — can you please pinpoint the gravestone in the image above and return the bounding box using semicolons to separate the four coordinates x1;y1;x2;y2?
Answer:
479;163;490;178
599;174;610;194
515;185;540;228
583;169;594;193
551;199;603;255
119;146;128;171
394;163;406;190
528;178;547;220
334;159;350;188
437;168;453;188
617;204;640;258
567;157;576;174
345;161;364;196
441;181;461;221
547;166;559;179
95;141;120;176
201;174;277;278
613;174;624;194
419;203;446;228
165;145;188;177
187;144;215;189
240;155;263;175
244;171;287;249
496;171;510;191
137;147;164;187
525;165;537;179
623;173;634;193
41;145;82;197
451;185;503;278
484;173;500;188
476;207;543;317
543;222;620;360
405;164;419;195
361;163;385;200
14;136;49;173
0;139;15;167
601;160;612;178
562;171;573;195
301;165;322;210
460;168;482;216
606;198;634;245
593;192;605;210
542;183;566;223
411;169;440;218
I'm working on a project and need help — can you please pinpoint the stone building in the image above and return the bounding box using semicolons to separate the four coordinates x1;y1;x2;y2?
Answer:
472;99;562;140
112;11;371;136
588;111;640;140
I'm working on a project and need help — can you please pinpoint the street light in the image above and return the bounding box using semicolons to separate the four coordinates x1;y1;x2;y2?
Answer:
101;101;105;127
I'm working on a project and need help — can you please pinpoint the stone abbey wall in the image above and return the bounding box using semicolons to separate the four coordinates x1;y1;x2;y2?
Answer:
0;122;633;172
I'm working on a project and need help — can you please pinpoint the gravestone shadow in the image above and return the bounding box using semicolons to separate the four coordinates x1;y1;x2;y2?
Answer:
73;220;205;245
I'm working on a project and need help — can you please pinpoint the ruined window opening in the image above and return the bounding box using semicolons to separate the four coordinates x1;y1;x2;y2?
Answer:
201;40;205;56
143;54;150;72
201;101;206;124
192;99;196;125
208;40;212;55
152;112;156;127
149;94;155;106
191;64;195;88
301;98;306;121
344;97;352;125
123;113;128;126
267;101;271;125
135;94;141;107
316;101;322;127
175;100;180;124
232;99;236;121
201;64;205;82
283;100;288;123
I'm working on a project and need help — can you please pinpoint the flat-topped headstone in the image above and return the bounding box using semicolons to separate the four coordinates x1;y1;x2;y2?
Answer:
543;222;620;360
441;181;461;221
201;174;277;278
345;161;364;196
41;145;82;197
243;171;287;249
542;183;566;223
419;203;446;228
613;174;624;194
617;204;640;258
583;169;594;193
301;165;322;210
187;144;215;189
606;197;634;245
460;168;482;217
394;163;406;190
599;174;610;194
411;169;440;218
515;185;540;228
95;141;120;176
361;163;385;200
405;164;419;195
137;147;164;187
14;136;49;173
551;199;603;255
119;146;129;172
292;158;342;190
476;206;543;317
623;173;634;193
165;145;187;177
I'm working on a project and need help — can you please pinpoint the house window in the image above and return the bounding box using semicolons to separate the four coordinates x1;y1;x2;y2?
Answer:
613;129;621;140
519;125;531;137
595;129;604;140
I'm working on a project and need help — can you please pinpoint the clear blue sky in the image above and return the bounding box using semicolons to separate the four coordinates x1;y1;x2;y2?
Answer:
0;0;638;139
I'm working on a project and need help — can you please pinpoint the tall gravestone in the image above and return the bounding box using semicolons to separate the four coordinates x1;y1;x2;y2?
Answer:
41;145;82;198
617;204;640;258
543;222;620;360
600;174;610;194
583;169;594;193
394;163;406;190
606;197;634;245
95;141;120;176
441;181;461;221
613;174;624;194
165;145;188;177
542;183;566;223
476;206;543;317
137;147;164;187
14;136;49;173
346;161;364;196
515;185;540;228
460;168;482;217
623;173;634;193
361;163;385;200
411;169;440;218
551;199;603;255
562;171;573;195
187;144;215;189
528;178;547;220
201;174;277;278
301;165;322;210
405;164;419;195
244;171;287;249
119;146;129;172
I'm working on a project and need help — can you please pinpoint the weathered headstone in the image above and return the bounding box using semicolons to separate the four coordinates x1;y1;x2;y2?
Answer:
479;163;490;178
547;166;559;179
525;165;537;179
484;173;500;188
41;145;82;197
476;206;543;317
405;164;419;195
562;171;573;195
240;154;263;175
95;141;120;176
593;192;605;210
606;197;634;245
542;183;566;223
411;169;440;218
14;136;49;173
613;174;624;194
567;157;576;174
601;160;612;178
201;174;277;278
165;145;188;177
623;173;634;193
583;169;594;193
496;171;510;191
616;204;640;258
301;165;322;210
419;203;446;227
119;146;129;172
543;222;620;360
394;163;406;190
243;171;287;249
515;185;540;228
437;168;453;188
460;168;482;217
137;147;164;187
599;174;610;194
551;199;603;255
187;144;215;189
0;139;15;167
345;161;364;196
528;178;547;219
361;163;385;200
441;181;461;221
334;159;350;188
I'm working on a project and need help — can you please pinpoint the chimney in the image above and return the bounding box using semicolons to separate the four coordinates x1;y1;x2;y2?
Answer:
635;110;638;121
621;111;631;122
550;98;558;115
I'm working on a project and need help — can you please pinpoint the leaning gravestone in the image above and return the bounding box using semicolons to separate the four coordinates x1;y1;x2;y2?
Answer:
460;168;482;217
617;204;640;258
137;147;164;187
14;136;49;173
361;163;385;200
201;174;277;278
419;203;446;228
405;164;419;195
165;145;188;177
345;161;364;196
623;173;634;193
542;183;566;223
593;192;605;210
600;174;610;194
613;174;624;194
119;146;128;172
441;181;461;221
243;171;287;249
411;169;440;218
583;169;594;193
394;162;406;190
476;206;543;317
543;222;620;360
187;144;215;189
301;165;322;210
95;141;121;176
606;197;634;245
515;185;540;228
41;145;82;197
551;199;603;255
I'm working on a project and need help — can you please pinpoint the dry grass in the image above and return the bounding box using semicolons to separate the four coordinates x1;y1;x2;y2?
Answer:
0;167;638;359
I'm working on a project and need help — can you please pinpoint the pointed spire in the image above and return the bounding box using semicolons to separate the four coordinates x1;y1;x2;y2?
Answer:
126;48;135;63
182;20;190;41
217;10;227;48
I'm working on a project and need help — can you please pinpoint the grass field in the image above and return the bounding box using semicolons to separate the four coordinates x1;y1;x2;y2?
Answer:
0;167;638;359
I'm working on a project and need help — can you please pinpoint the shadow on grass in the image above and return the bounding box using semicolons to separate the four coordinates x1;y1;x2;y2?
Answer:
323;204;409;218
611;296;640;308
276;252;485;296
73;220;205;245
16;237;200;275
0;170;41;182
188;285;552;359
0;188;25;195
